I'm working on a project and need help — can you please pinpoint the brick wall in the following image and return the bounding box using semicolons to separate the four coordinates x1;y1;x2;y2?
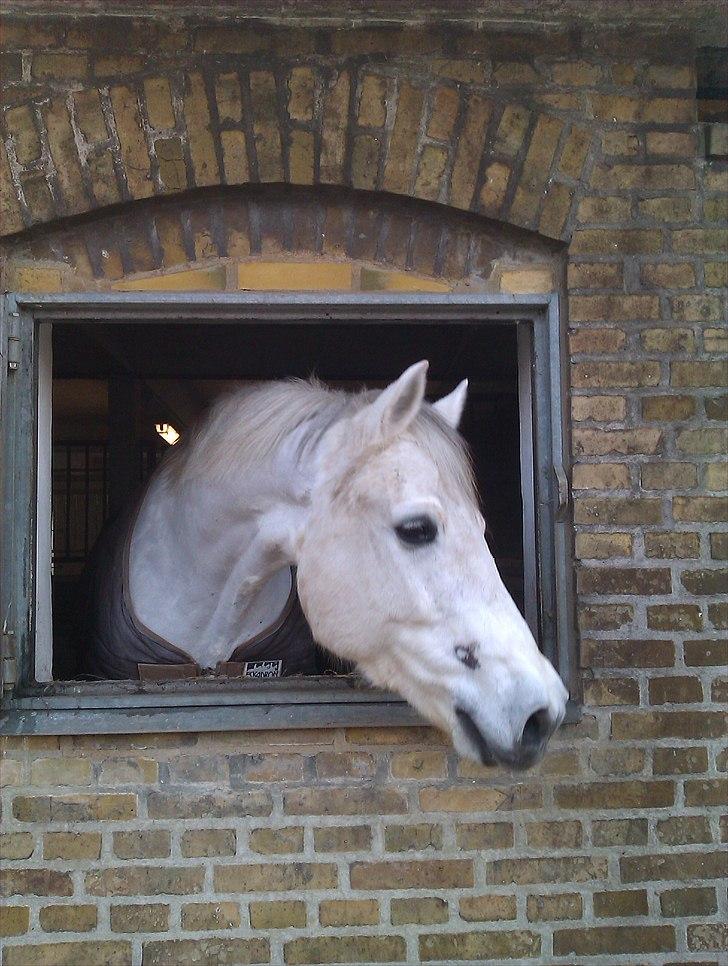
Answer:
1;10;726;965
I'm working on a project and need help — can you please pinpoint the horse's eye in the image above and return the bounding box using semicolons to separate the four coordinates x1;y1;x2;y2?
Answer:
395;515;438;546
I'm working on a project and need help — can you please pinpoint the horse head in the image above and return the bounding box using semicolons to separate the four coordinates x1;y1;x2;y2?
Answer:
294;361;568;769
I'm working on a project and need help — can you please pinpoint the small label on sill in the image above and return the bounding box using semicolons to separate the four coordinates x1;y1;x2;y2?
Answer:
243;659;283;678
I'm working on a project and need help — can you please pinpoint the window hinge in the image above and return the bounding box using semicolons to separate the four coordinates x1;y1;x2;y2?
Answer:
554;463;570;514
7;311;21;372
1;628;17;690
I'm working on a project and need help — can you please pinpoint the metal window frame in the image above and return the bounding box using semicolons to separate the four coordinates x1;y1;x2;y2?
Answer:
0;291;579;735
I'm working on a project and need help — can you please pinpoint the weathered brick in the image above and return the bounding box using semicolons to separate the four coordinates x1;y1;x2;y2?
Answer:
584;676;640;706
553;925;674;956
612;710;726;739
573;428;661;456
110;903;169;933
99;757;158;785
184;72;219;186
555;780;673;809
592;818;648;846
284;788;406;815
527;893;582;921
384;823;442;852
180;829;235;857
39;904;97;932
678;428;728;455
649;675;703;704
706;464;728;491
351;859;472;890
567;261;623;288
419;930;540;962
656;815;712;845
653;746;708;774
15;792;136;823
44;832;101;861
681;568;728;595
391;751;446;779
319;899;378;926
142;938;269;965
250;900;306;929
420;784;541;811
672;294;723;322
314;752;376;779
287;67;315;122
0;832;34;860
647;603;703;632
672;360;727;387
578;604;633;631
110;830;169;860
687;923;728;952
450;94;491;208
181;901;241;930
109;84;154;199
572;362;660;388
147;790;271;818
642;462;697;489
643;327;696;353
641;262;696;289
571;463;630;490
578;567;671;595
686;639;727;666
455;822;514;849
320;70;350;185
313;826;371;852
621;850;726;882
489;856;607;885
249;826;303;855
589;747;645;776
526;821;582;848
215;862;337;893
570;327;627;353
709;604;728;629
0;906;30;937
645;534;700;560
684;778;728;807
1;869;73;898
571;228;661;254
86;866;204;897
461;894;517;921
3;941;131;966
391;897;447;925
581;638;674;668
285;935;405;964
661;887;717;918
358;73;387;127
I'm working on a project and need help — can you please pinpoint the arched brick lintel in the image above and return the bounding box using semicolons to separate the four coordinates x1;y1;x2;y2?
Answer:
0;65;595;243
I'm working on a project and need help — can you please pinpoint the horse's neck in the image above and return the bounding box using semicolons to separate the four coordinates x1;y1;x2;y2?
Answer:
127;441;311;668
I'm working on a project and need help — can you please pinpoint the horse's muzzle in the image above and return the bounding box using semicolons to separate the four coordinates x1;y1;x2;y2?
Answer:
455;705;559;770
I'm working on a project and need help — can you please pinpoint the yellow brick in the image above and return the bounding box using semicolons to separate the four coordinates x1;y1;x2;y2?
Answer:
289;129;314;185
479;161;510;214
320;70;350;185
705;463;728;491
0;907;29;937
113;267;225;291
288;67;315;121
358;74;387;127
184;72;219;187
360;268;449;293
221;130;249;184
215;72;243;124
144;77;175;129
414;145;448;201
572;463;630;489
576;532;633;559
450;94;492;208
391;752;447;779
31;758;92;786
237;261;352;291
427;86;460;141
250;70;282;182
704;328;728;353
7;265;64;292
500;267;554;294
110;84;154;199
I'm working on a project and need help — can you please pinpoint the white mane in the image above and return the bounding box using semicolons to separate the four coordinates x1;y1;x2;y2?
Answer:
164;379;478;501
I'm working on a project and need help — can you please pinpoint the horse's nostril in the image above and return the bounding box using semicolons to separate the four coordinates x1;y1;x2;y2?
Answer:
520;708;551;750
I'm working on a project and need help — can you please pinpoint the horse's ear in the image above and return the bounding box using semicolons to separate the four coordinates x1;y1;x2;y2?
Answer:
432;379;468;429
360;360;428;442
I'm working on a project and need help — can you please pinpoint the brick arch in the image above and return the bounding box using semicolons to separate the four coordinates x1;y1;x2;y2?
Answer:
5;184;559;293
1;60;595;242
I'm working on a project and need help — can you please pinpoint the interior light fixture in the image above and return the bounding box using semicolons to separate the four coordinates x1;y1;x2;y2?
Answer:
155;423;180;445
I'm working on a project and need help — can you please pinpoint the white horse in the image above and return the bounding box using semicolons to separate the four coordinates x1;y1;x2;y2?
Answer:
87;361;567;767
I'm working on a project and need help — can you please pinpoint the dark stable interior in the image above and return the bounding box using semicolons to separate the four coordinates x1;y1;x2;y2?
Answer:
51;321;525;681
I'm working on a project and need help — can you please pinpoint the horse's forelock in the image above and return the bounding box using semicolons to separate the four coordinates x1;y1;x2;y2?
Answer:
162;379;477;506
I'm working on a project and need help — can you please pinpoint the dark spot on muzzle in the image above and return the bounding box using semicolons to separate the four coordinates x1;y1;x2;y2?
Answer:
454;644;480;670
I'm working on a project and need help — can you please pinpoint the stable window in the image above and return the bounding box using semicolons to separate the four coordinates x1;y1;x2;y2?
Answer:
0;293;577;734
